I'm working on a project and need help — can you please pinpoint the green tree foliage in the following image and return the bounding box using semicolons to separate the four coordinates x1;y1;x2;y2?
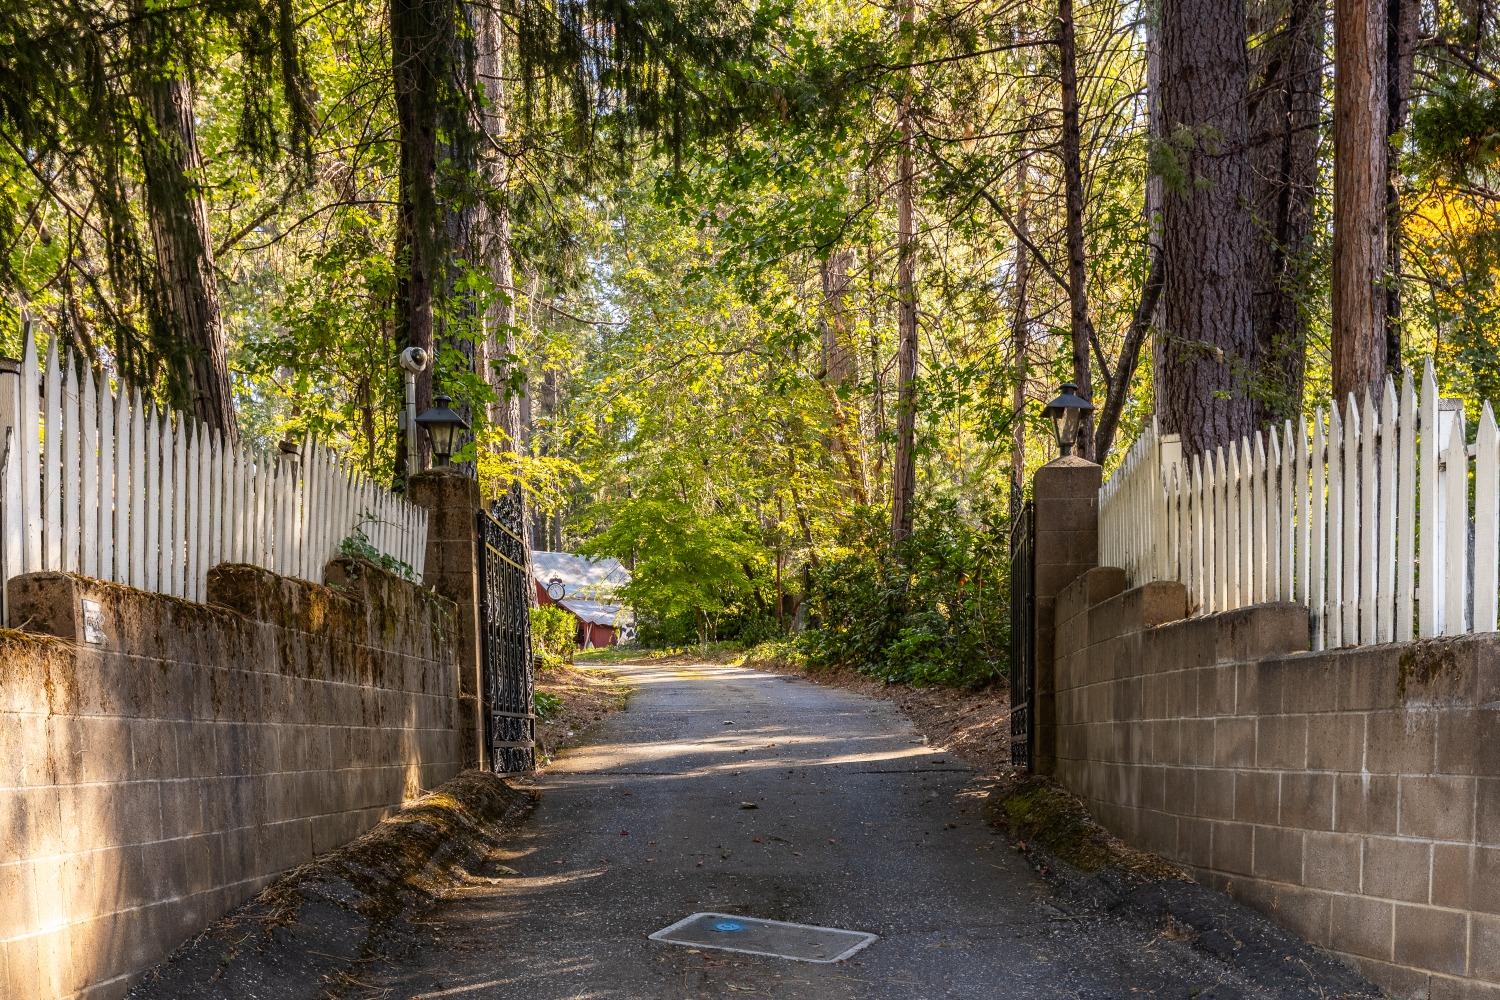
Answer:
800;498;1010;687
0;0;313;401
531;604;577;665
7;0;1500;689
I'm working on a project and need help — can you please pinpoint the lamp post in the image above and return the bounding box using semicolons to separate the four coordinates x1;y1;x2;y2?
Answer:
1042;382;1093;458
415;393;469;467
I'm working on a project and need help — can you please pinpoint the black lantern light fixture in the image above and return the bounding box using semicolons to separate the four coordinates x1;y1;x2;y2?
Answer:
415;393;469;467
1043;382;1093;458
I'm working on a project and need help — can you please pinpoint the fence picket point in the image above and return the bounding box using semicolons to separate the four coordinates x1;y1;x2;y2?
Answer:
1376;379;1397;643
1359;389;1378;643
1278;422;1294;602
1342;395;1360;644
1311;410;1328;649
81;367;99;579
1476;403;1499;633
61;354;81;575
43;338;61;571
185;424;200;601
1419;359;1440;637
20;329;41;573
166;413;179;595
1252;432;1268;604
1443;405;1470;635
1396;373;1417;641
195;424;212;600
100;375;117;583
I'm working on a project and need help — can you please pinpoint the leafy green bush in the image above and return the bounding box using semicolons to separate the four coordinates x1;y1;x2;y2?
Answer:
534;691;563;720
580;491;767;647
739;635;806;669
532;604;576;664
798;496;1010;688
338;526;416;582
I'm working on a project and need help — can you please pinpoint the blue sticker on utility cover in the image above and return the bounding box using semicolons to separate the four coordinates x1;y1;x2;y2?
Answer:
712;921;745;933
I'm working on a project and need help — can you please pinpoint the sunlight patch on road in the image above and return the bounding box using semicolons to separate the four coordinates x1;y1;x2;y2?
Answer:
553;730;935;774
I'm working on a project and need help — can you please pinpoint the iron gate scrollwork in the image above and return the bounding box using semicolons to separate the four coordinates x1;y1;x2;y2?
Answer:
1009;499;1035;771
477;485;536;773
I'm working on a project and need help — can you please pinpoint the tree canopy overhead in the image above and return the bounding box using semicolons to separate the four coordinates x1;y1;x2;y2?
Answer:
4;0;1500;680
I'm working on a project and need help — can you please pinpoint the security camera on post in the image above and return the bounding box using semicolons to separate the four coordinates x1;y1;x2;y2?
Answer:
397;346;429;469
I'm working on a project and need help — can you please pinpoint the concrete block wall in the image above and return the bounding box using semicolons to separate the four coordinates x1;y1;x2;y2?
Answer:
1031;456;1102;774
0;559;464;999
1051;568;1500;999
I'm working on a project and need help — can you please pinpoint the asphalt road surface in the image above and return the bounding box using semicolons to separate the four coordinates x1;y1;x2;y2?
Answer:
354;661;1372;999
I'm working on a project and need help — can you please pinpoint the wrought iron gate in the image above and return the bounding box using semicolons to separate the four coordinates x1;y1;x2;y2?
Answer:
477;486;536;773
1009;500;1035;770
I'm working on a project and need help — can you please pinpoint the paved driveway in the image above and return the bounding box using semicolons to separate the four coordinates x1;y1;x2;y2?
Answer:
356;661;1372;999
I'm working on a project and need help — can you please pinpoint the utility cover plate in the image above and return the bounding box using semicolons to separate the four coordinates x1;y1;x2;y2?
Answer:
649;912;877;963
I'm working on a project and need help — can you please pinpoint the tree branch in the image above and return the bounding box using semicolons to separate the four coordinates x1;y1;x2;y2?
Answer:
1093;250;1164;465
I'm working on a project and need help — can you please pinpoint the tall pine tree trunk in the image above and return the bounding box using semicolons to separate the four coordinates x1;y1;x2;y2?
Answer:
890;0;919;544
538;364;561;550
820;248;868;503
1332;0;1388;401
478;2;522;446
1058;0;1094;459
1156;0;1257;457
438;2;481;376
865;205;889;499
393;0;486;477
392;0;441;475
132;8;236;438
1009;164;1031;521
1146;17;1166;401
1384;0;1418;371
1247;0;1325;424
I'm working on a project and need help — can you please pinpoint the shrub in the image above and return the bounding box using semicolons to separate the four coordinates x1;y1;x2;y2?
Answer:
338;528;416;582
534;690;563;720
798;495;1010;688
532;605;576;663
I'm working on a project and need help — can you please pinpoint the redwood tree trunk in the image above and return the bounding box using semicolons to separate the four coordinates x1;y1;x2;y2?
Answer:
392;0;485;476
1156;0;1257;457
1009;169;1031;521
1384;0;1418;372
478;2;522;445
1146;16;1166;401
538;364;561;550
819;248;868;503
1247;0;1325;425
133;9;236;438
890;0;918;544
438;2;481;379
1332;0;1388;402
391;0;441;475
1058;0;1094;459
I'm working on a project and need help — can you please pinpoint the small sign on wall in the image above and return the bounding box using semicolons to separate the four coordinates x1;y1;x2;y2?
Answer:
81;599;105;645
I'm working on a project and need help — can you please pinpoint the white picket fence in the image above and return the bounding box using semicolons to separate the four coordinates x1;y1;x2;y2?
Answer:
1100;360;1487;650
0;327;428;623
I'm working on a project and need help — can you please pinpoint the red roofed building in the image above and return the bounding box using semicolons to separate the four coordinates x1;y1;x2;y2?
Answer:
531;550;635;647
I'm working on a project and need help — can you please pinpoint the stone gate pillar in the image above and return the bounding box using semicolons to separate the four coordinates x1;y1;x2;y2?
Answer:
1031;455;1101;774
409;469;487;770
